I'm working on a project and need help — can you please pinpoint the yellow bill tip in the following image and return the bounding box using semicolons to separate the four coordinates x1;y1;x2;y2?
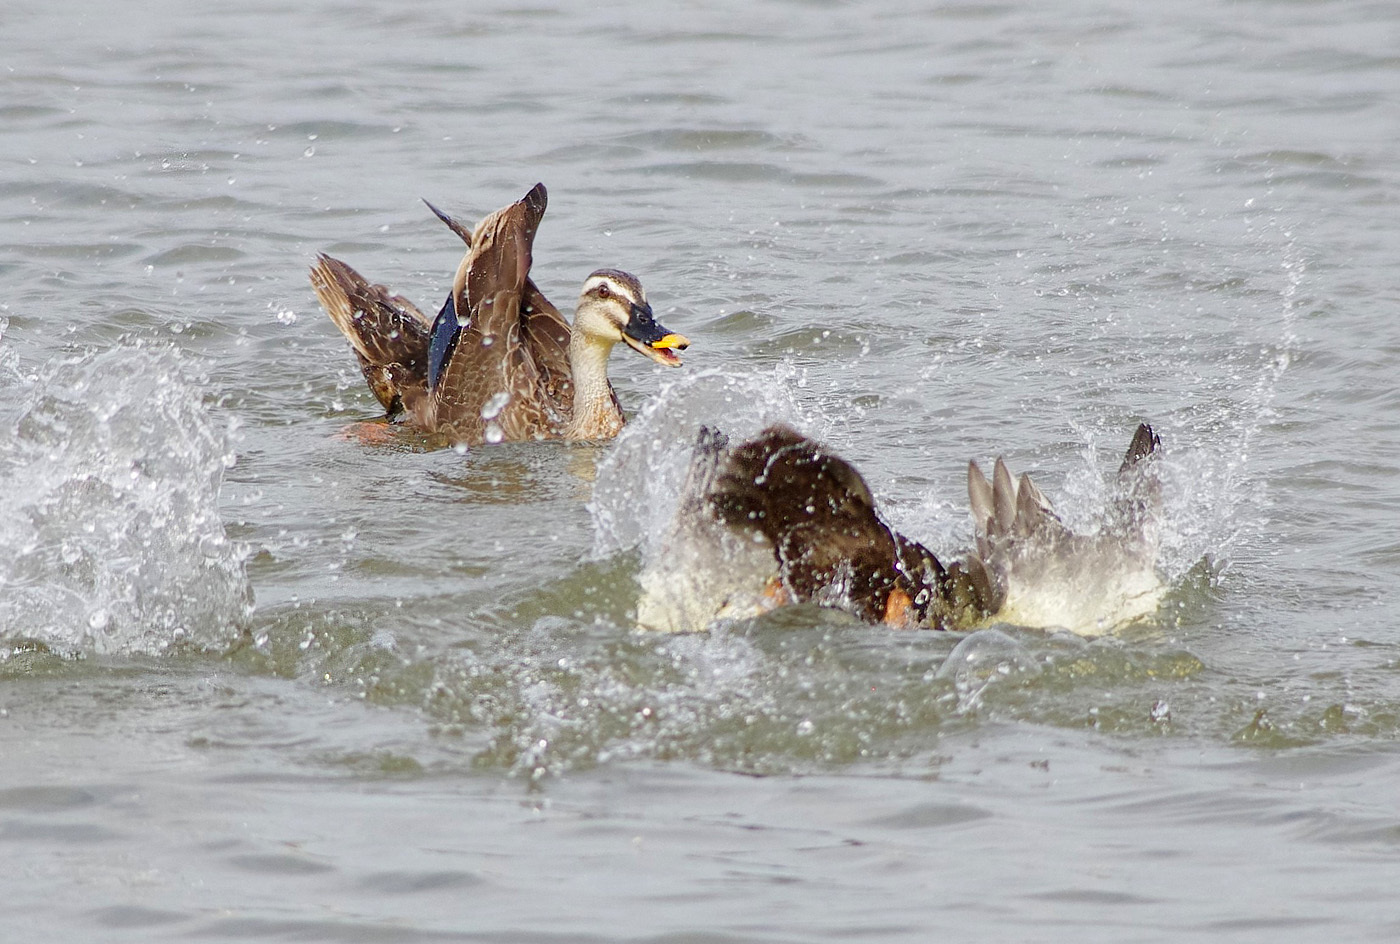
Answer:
651;333;690;351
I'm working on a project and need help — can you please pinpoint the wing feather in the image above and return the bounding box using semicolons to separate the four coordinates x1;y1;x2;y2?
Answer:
309;254;432;416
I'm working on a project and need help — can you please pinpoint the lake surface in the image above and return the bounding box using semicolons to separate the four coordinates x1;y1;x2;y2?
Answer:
4;0;1400;939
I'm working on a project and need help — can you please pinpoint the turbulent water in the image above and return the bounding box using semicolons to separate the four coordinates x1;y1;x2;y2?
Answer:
5;0;1400;940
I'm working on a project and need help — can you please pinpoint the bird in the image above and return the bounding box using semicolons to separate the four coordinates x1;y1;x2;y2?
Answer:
309;183;689;444
635;423;1164;635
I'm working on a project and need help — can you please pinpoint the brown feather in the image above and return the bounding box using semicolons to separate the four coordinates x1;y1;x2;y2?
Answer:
1119;422;1161;474
422;199;474;247
309;254;433;417
707;425;991;628
425;184;562;440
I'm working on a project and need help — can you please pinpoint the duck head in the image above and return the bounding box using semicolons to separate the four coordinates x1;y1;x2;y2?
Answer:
574;269;689;366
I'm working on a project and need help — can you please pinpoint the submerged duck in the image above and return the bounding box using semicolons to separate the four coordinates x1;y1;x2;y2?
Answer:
636;423;1164;635
309;183;690;444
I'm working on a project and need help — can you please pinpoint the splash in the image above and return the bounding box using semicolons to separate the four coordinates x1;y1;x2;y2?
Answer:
1137;243;1301;586
0;342;251;656
591;366;827;634
592;251;1301;637
589;364;813;559
623;411;1179;637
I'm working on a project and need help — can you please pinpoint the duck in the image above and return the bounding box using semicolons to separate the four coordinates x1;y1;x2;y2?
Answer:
635;422;1164;635
309;183;690;444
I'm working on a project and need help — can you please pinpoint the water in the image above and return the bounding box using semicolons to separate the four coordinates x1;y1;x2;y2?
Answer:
4;0;1400;939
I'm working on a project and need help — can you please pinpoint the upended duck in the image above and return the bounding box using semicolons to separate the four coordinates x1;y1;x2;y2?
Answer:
635;423;1164;636
309;183;689;444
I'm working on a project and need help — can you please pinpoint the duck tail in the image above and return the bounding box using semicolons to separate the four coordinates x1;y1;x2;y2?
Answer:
1113;422;1164;537
965;424;1167;634
966;456;1066;610
968;457;1065;548
309;254;435;417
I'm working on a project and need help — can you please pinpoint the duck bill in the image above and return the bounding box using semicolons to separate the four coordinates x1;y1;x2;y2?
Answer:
621;303;689;367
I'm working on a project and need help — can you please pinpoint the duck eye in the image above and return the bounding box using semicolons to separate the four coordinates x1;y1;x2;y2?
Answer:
595;283;611;299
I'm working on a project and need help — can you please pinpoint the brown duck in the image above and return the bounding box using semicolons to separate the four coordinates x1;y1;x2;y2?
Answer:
638;423;1163;634
310;184;689;444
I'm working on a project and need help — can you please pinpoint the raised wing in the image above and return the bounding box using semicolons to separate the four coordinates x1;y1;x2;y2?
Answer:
309;254;433;416
427;184;561;440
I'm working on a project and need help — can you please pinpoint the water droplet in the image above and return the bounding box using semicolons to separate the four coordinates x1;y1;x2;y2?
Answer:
88;609;110;631
481;391;510;421
484;423;504;444
303;146;315;158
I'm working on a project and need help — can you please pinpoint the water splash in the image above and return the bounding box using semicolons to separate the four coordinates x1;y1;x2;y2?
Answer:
1151;242;1302;585
589;364;814;559
0;343;252;656
600;367;1214;636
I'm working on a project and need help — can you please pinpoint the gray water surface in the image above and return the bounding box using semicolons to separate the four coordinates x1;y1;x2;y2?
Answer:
3;0;1400;940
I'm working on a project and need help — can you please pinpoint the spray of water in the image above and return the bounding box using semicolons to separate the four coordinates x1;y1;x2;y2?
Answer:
589;364;814;560
0;341;252;656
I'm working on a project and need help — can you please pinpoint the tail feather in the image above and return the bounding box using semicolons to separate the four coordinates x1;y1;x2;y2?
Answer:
968;458;1065;550
967;458;994;541
992;458;1018;533
310;254;434;417
966;425;1166;635
422;199;474;247
1119;422;1161;474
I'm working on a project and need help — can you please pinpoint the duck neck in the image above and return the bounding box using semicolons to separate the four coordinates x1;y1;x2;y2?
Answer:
564;331;623;440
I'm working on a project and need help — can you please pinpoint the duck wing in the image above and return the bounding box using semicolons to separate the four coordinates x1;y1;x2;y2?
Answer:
426;183;564;442
425;195;576;422
309;254;433;417
1110;422;1164;553
518;280;574;416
